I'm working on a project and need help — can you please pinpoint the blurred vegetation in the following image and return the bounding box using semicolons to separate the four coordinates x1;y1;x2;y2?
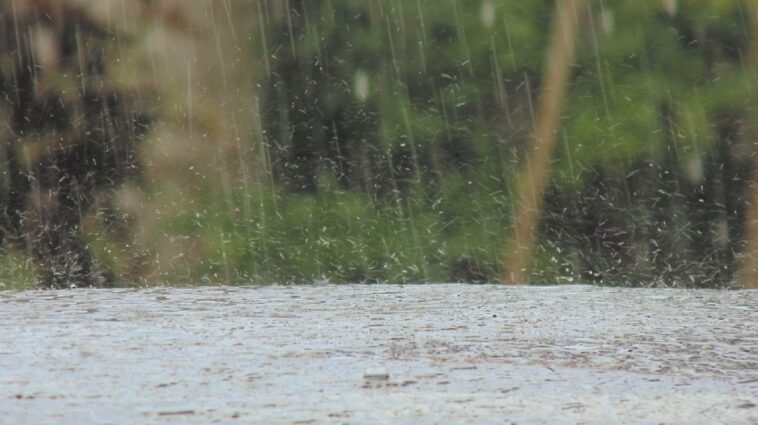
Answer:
0;0;151;289
2;0;758;288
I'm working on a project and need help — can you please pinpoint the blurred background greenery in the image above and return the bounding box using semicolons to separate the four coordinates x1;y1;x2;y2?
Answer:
2;0;758;288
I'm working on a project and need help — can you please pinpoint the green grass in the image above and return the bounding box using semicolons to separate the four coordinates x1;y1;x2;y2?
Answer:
0;250;39;290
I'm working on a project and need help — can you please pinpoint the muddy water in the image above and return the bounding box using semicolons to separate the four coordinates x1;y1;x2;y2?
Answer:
0;285;756;424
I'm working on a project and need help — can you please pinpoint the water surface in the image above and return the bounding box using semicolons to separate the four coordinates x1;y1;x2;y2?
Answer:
1;285;756;424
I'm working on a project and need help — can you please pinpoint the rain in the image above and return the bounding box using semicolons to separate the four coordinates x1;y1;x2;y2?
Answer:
0;0;756;423
3;0;758;288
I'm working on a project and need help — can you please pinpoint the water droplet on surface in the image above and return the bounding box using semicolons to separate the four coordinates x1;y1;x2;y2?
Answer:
363;368;390;387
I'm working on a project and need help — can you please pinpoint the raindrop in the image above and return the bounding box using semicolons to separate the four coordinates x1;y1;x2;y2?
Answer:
480;1;496;29
353;70;370;102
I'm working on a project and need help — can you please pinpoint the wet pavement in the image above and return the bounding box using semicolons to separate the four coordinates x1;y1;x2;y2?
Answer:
0;284;756;424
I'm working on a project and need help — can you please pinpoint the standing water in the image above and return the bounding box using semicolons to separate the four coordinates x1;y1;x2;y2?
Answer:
1;285;756;423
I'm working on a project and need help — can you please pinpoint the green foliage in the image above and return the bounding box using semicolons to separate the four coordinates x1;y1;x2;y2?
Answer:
240;0;756;286
6;0;752;287
0;251;38;291
172;180;507;284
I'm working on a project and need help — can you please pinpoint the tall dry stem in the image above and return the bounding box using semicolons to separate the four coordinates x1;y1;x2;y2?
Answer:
502;0;581;284
739;0;758;288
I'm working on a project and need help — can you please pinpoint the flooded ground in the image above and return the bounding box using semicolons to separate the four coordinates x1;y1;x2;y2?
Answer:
0;284;756;424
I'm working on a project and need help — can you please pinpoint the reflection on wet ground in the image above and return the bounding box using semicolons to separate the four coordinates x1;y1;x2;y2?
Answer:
1;285;756;424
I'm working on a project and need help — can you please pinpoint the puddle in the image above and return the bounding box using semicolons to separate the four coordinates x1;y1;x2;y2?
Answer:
0;284;756;424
